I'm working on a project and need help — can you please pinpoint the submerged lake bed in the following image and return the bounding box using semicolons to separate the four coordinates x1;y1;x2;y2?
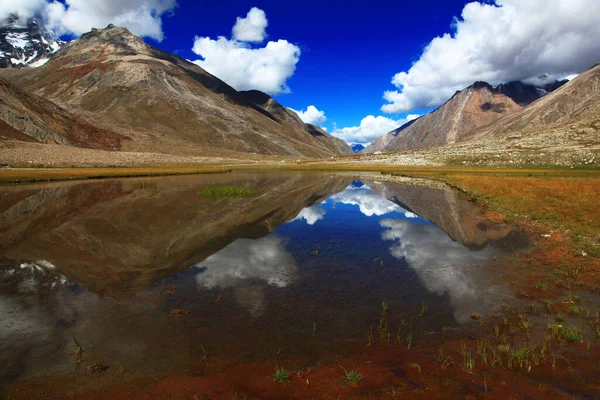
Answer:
2;171;597;399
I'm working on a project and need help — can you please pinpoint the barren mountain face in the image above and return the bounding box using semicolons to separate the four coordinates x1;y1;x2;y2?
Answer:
0;77;124;149
471;64;600;141
0;25;351;157
363;78;572;154
363;83;522;153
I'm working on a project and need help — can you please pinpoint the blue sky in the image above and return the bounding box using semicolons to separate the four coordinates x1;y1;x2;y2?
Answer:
155;0;469;133
5;0;600;145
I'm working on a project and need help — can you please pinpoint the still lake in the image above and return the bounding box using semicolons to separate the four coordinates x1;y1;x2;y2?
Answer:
0;171;529;390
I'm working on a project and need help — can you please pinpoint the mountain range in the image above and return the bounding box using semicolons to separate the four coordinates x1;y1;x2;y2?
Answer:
471;64;600;142
362;79;568;153
0;23;351;157
0;19;597;163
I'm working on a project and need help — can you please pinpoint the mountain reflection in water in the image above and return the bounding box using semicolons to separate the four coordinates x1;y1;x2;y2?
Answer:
0;172;529;386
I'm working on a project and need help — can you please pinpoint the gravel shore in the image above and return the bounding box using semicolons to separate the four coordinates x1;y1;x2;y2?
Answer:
0;142;244;167
1;125;599;170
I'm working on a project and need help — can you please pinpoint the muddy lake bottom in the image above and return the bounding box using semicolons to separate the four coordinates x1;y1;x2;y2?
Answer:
0;171;598;399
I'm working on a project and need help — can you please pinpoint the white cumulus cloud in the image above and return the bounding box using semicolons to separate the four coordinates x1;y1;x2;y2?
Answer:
331;114;420;145
287;105;327;125
191;8;300;95
0;0;45;22
232;7;267;42
0;0;177;42
382;0;600;113
380;218;508;324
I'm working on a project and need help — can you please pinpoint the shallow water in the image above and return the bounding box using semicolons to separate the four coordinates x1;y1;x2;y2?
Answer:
0;171;529;388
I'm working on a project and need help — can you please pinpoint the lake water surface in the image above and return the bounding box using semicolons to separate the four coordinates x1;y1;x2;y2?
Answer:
0;171;529;392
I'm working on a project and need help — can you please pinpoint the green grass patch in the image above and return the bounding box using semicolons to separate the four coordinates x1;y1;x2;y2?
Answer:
564;294;582;303
344;370;362;383
272;367;290;383
581;242;600;257
567;303;586;314
560;326;583;343
510;345;530;368
199;186;255;198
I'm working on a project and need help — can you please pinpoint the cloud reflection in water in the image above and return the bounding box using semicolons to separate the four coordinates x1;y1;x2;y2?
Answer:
330;185;411;217
194;236;297;317
380;218;507;324
292;206;326;225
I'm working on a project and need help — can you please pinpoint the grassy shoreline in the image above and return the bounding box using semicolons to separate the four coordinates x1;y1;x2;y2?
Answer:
1;163;599;184
0;166;234;184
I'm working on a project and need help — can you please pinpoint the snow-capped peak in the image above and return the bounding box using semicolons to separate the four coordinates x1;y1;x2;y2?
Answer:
0;14;63;68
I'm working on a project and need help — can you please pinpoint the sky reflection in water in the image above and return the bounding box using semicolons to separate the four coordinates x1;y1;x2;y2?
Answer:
0;173;527;385
193;181;510;323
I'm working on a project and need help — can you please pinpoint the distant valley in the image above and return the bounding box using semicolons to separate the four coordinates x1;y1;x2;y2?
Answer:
351;144;365;153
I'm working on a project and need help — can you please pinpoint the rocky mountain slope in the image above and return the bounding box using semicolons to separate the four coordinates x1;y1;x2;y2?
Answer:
363;82;522;153
363;80;568;154
470;63;600;142
0;25;351;157
0;77;124;149
0;14;62;68
321;67;599;168
239;90;351;155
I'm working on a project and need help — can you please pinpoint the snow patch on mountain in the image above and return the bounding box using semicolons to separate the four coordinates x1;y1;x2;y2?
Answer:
6;32;28;48
28;56;49;67
0;14;63;68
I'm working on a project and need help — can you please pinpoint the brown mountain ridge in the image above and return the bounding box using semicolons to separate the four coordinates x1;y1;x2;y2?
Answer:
470;63;600;142
0;76;124;149
363;81;524;153
362;79;569;154
0;24;352;158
